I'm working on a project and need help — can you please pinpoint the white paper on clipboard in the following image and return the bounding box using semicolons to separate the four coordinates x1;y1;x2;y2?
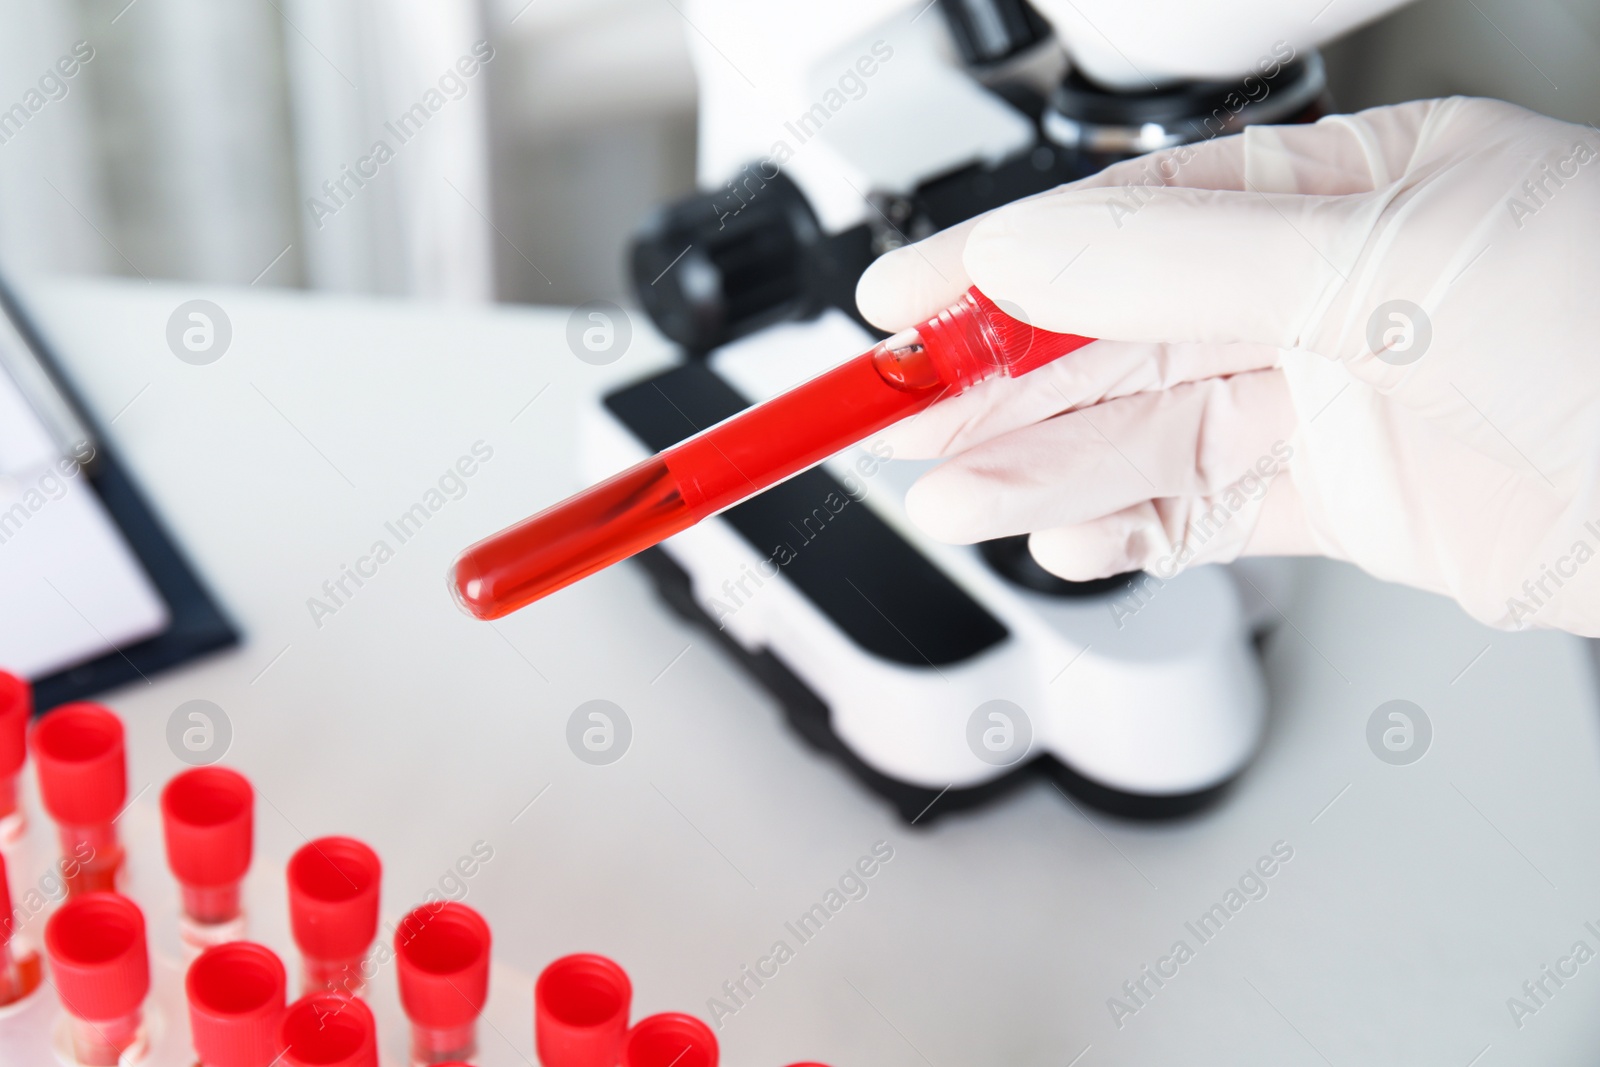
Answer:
0;314;169;678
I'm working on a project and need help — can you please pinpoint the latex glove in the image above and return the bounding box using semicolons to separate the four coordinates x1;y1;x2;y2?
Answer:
856;97;1600;635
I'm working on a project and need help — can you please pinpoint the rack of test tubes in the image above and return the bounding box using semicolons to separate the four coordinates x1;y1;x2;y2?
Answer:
0;671;830;1067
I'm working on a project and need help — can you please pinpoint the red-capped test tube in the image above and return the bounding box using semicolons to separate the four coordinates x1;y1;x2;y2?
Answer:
276;991;376;1067
0;671;30;848
0;851;42;1005
287;837;381;996
30;703;127;896
44;892;151;1066
186;941;288;1067
451;287;1095;617
278;992;378;1067
620;1013;719;1067
535;953;632;1067
395;902;492;1065
162;766;254;955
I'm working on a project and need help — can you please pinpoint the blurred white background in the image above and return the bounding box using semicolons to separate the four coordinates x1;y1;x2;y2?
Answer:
0;0;1592;308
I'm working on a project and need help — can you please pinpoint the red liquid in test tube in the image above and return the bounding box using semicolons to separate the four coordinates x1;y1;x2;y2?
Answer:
0;852;42;1006
534;953;632;1067
277;992;378;1067
0;671;30;850
186;941;287;1067
29;703;127;896
451;287;1094;618
44;892;150;1066
620;1012;719;1067
394;902;491;1066
162;767;254;957
286;837;381;997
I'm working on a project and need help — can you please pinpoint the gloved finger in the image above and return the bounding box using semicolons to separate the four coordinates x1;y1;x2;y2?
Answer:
903;368;1296;543
1024;468;1318;582
854;215;981;332
858;100;1446;340
879;338;1283;459
854;135;1253;334
1048;129;1248;194
961;181;1383;350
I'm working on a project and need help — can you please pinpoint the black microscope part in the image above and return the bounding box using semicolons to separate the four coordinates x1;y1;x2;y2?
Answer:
629;169;877;355
1048;59;1321;130
978;535;1139;598
937;0;1053;67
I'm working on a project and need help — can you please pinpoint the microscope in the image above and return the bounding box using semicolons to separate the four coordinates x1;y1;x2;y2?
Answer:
595;0;1403;823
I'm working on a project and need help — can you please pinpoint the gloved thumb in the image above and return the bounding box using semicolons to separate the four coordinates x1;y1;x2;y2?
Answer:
963;181;1392;352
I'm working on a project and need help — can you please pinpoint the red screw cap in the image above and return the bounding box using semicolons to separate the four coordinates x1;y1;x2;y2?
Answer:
186;941;287;1067
287;837;381;960
278;993;377;1067
162;767;254;888
44;892;150;1021
967;287;1095;377
0;670;30;779
620;1013;718;1067
535;953;632;1067
395;902;491;1028
30;703;126;826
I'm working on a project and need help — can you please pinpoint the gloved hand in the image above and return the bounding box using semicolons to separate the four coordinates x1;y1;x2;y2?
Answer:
856;97;1600;635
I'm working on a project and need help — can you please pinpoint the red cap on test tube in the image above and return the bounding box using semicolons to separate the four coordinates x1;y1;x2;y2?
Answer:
30;702;127;895
45;892;150;1066
287;837;381;995
186;941;288;1067
278;993;378;1067
30;702;125;823
619;1013;719;1067
0;671;29;823
162;766;254;925
395;902;492;1064
535;953;633;1067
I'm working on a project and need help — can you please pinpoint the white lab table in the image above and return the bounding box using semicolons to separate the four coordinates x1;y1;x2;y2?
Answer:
16;275;1600;1065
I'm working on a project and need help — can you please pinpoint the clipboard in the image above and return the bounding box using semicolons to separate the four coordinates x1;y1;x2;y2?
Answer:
0;277;237;710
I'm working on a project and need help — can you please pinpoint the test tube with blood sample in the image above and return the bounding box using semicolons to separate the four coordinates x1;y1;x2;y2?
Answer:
394;902;491;1066
277;992;377;1067
286;837;381;997
44;892;151;1066
186;941;288;1067
0;672;29;852
162;766;254;957
30;703;127;896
